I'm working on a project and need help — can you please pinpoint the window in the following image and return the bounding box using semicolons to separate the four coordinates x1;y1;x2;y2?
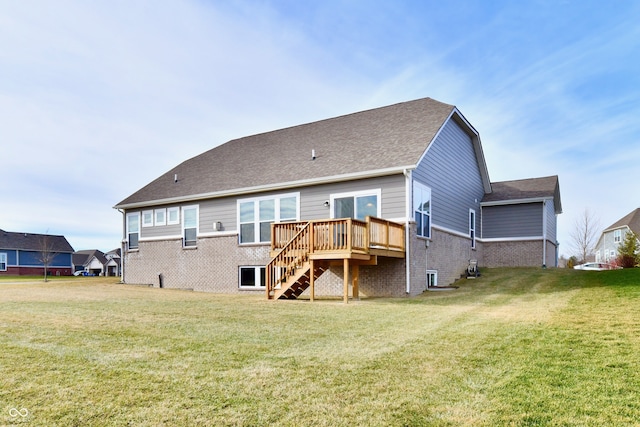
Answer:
238;194;298;244
427;270;438;288
126;213;140;250
413;182;431;238
469;209;476;249
0;253;7;271
239;266;266;289
142;210;153;227
167;207;180;225
182;206;198;247
614;229;622;243
331;190;380;220
155;209;166;226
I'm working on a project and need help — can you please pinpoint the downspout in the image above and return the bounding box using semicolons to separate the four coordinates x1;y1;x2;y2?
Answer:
118;208;126;283
542;201;547;268
404;168;412;294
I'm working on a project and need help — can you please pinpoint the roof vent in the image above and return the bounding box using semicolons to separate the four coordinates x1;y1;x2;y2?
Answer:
312;149;316;160
174;174;178;183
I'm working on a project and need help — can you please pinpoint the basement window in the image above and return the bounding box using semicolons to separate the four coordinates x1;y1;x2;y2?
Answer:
427;270;438;288
239;266;266;289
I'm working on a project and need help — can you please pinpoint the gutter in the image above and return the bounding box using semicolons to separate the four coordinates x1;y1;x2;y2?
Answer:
117;208;125;283
114;165;415;210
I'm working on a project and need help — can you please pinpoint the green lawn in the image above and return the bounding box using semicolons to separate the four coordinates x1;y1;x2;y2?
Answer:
1;268;640;426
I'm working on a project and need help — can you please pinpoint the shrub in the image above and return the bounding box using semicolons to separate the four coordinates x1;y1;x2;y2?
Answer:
617;231;640;268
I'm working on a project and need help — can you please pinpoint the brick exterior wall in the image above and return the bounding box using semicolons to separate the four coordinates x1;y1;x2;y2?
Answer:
124;236;272;293
408;226;480;294
482;239;557;268
0;267;72;276
308;257;407;298
122;229;556;297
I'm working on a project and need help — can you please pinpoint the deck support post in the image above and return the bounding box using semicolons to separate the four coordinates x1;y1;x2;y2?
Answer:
343;258;349;303
310;259;315;302
352;264;359;300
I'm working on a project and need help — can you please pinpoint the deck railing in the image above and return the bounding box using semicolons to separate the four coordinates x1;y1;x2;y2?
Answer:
267;217;405;298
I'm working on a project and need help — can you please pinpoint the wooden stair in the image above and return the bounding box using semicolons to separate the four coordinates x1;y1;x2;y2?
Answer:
272;261;328;300
266;217;405;301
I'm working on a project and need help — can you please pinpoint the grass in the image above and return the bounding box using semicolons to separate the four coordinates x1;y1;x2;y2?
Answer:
1;268;640;426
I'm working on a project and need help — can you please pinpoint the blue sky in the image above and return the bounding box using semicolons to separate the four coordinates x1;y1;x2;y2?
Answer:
1;0;639;257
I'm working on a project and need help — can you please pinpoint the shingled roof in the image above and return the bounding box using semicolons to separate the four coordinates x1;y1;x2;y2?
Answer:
482;175;562;214
116;97;477;208
0;229;74;252
603;208;640;234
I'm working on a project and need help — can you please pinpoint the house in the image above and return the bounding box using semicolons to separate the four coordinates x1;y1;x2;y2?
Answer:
594;208;640;263
73;249;122;276
0;229;74;276
114;97;562;299
104;248;121;277
73;249;107;276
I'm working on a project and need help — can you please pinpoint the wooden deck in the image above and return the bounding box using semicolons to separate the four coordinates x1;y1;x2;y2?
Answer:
266;217;405;301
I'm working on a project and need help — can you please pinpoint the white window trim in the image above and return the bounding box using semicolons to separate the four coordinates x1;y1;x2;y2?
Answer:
239;266;266;289
329;189;382;219
142;210;154;227
126;212;140;250
614;229;622;243
427;270;438;288
182;205;199;247
237;193;300;245
413;181;431;239
154;208;167;226
167;207;180;225
469;209;476;249
0;252;7;271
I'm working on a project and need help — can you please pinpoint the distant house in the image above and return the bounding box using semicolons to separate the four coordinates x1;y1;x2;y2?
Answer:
114;97;562;299
0;229;74;276
104;248;121;277
73;249;121;276
595;208;640;263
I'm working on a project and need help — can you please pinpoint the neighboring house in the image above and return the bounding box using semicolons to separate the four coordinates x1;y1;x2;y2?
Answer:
73;249;121;276
73;250;107;276
114;97;562;298
0;229;74;276
594;208;640;263
104;248;122;277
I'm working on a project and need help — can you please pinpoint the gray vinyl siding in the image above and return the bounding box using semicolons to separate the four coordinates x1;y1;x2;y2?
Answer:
200;197;237;233
413;118;485;234
138;206;181;239
134;174;406;241
545;200;557;242
482;203;543;238
299;175;406;221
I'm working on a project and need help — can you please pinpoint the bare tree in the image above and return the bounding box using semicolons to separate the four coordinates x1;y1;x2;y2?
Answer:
570;208;601;263
38;232;58;282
